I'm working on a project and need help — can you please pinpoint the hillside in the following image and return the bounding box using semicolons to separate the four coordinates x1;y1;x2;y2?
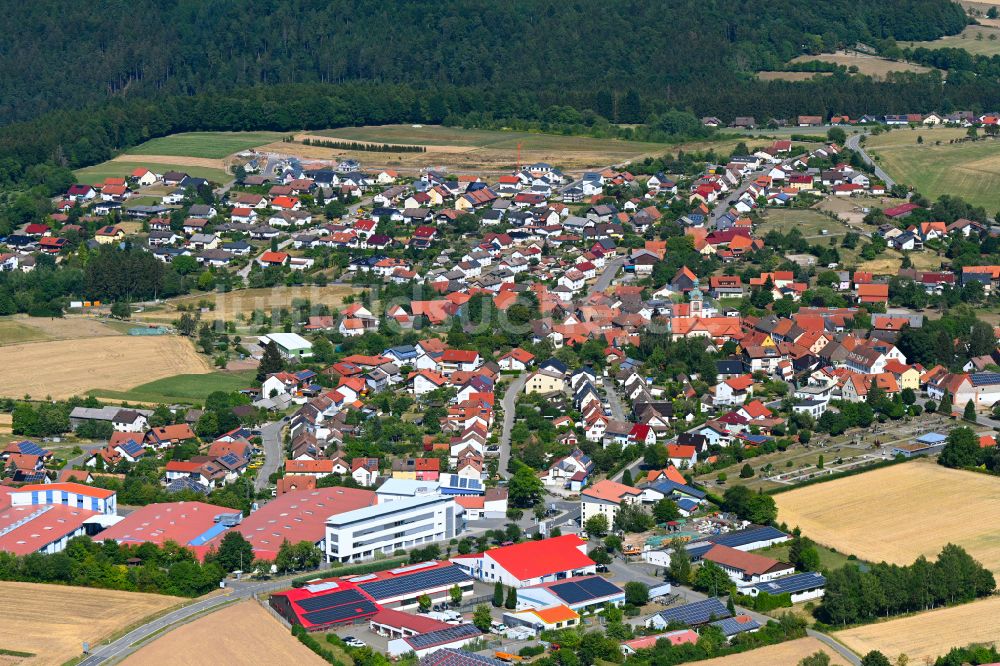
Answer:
0;0;967;124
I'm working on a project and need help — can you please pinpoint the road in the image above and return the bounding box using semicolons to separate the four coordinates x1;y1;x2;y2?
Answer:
708;168;763;227
237;237;295;279
602;377;628;422
255;420;284;491
807;629;861;665
845;133;895;189
78;576;293;665
498;373;528;477
589;257;625;297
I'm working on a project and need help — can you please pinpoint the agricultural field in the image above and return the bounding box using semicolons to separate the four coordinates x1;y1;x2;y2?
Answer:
688;637;849;666
864;127;1000;209
836;595;1000;663
89;370;257;405
789;51;936;77
774;461;1000;573
755;208;844;241
910;23;1000;57
269;124;741;171
0;316;122;346
0;581;182;666
0;335;212;400
127;131;285;159
74;160;229;185
137;285;360;324
756;71;832;82
121;601;325;666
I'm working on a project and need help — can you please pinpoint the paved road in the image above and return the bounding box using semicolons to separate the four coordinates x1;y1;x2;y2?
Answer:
589;257;625;297
708;168;763;227
602;377;628;422
255;420;285;491
845;133;896;189
237;237;294;280
808;629;861;665
78;577;293;665
498;373;528;477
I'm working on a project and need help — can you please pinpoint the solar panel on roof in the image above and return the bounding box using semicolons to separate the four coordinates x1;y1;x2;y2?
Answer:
405;623;480;650
756;572;826;595
549;577;621;605
302;600;378;626
575;576;620;598
17;441;46;456
295;588;365;611
360;565;471;601
389;560;438;575
655;597;730;626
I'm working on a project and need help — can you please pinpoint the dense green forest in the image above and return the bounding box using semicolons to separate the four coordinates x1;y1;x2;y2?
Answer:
0;0;968;124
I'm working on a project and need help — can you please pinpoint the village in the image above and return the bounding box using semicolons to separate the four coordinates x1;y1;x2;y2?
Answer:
1;115;1000;666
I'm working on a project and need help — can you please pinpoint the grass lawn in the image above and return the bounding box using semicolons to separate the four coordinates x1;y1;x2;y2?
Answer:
0;320;49;345
127;132;286;159
758;542;856;572
89;370;257;405
910;24;1000;57
75;160;229;185
756;208;844;240
864;127;1000;209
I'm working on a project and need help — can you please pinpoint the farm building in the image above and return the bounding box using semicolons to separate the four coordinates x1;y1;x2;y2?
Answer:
451;535;596;588
701;544;795;589
343;560;474;610
750;571;827;603
270;580;379;631
369;607;451;639
260;332;314;359
685;525;790;558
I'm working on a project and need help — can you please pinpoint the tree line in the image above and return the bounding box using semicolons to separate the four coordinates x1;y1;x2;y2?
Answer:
299;138;425;153
816;543;995;624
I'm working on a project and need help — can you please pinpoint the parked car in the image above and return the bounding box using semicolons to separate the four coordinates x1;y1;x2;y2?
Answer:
343;637;366;648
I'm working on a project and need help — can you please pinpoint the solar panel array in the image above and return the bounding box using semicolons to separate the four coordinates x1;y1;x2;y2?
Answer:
706;526;787;549
303;600;378;627
119;440;143;457
710;616;760;636
17;441;47;456
296;587;365;611
406;623;481;650
655;597;731;626
971;372;1000;387
756;572;826;595
549;576;621;604
360;565;471;601
419;648;507;666
219;452;242;467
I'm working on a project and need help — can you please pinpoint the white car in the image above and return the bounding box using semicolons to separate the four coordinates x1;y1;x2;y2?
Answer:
342;637;366;648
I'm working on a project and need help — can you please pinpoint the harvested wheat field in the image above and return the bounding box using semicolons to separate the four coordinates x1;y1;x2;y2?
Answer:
0;413;11;435
122;600;323;666
0;335;212;400
0;582;182;666
139;285;360;323
775;461;1000;572
110;153;226;170
837;595;1000;663
689;637;849;666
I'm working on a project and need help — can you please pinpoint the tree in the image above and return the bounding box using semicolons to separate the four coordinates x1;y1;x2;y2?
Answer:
827;127;847;144
624;581;649;605
473;604;492;632
668;542;691;583
614;503;654;533
508;462;543;508
653;498;680;523
493;581;504;607
726;594;736;616
450;584;463;606
939;426;981;469
939;391;953;416
621;468;632;486
110;301;131;320
504;586;517;609
256;341;284;382
585;514;609;537
589;547;612;565
418;594;432;612
799;652;831;666
693;560;732;595
740;463;754;478
860;652;891;666
211;531;253;572
964;399;977;422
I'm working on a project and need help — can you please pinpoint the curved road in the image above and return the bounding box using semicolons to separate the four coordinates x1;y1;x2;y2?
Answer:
845;133;896;189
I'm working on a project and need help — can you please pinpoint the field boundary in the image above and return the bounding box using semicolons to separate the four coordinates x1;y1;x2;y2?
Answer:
768;454;915;495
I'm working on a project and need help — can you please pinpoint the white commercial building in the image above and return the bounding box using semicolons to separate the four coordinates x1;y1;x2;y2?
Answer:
324;493;463;563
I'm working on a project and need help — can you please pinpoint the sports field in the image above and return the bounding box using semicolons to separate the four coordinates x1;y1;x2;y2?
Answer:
272;124;740;170
122;600;324;666
911;23;1000;57
836;595;1000;663
0;335;212;400
774;461;1000;573
74;160;229;185
0;581;182;666
89;370;256;404
864;127;1000;209
688;637;849;666
127;132;285;159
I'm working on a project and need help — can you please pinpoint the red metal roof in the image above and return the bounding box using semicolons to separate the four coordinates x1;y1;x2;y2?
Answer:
483;534;594;580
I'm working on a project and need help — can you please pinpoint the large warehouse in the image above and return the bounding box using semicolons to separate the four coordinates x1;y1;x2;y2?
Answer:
270;580;379;631
345;560;474;609
450;534;596;588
